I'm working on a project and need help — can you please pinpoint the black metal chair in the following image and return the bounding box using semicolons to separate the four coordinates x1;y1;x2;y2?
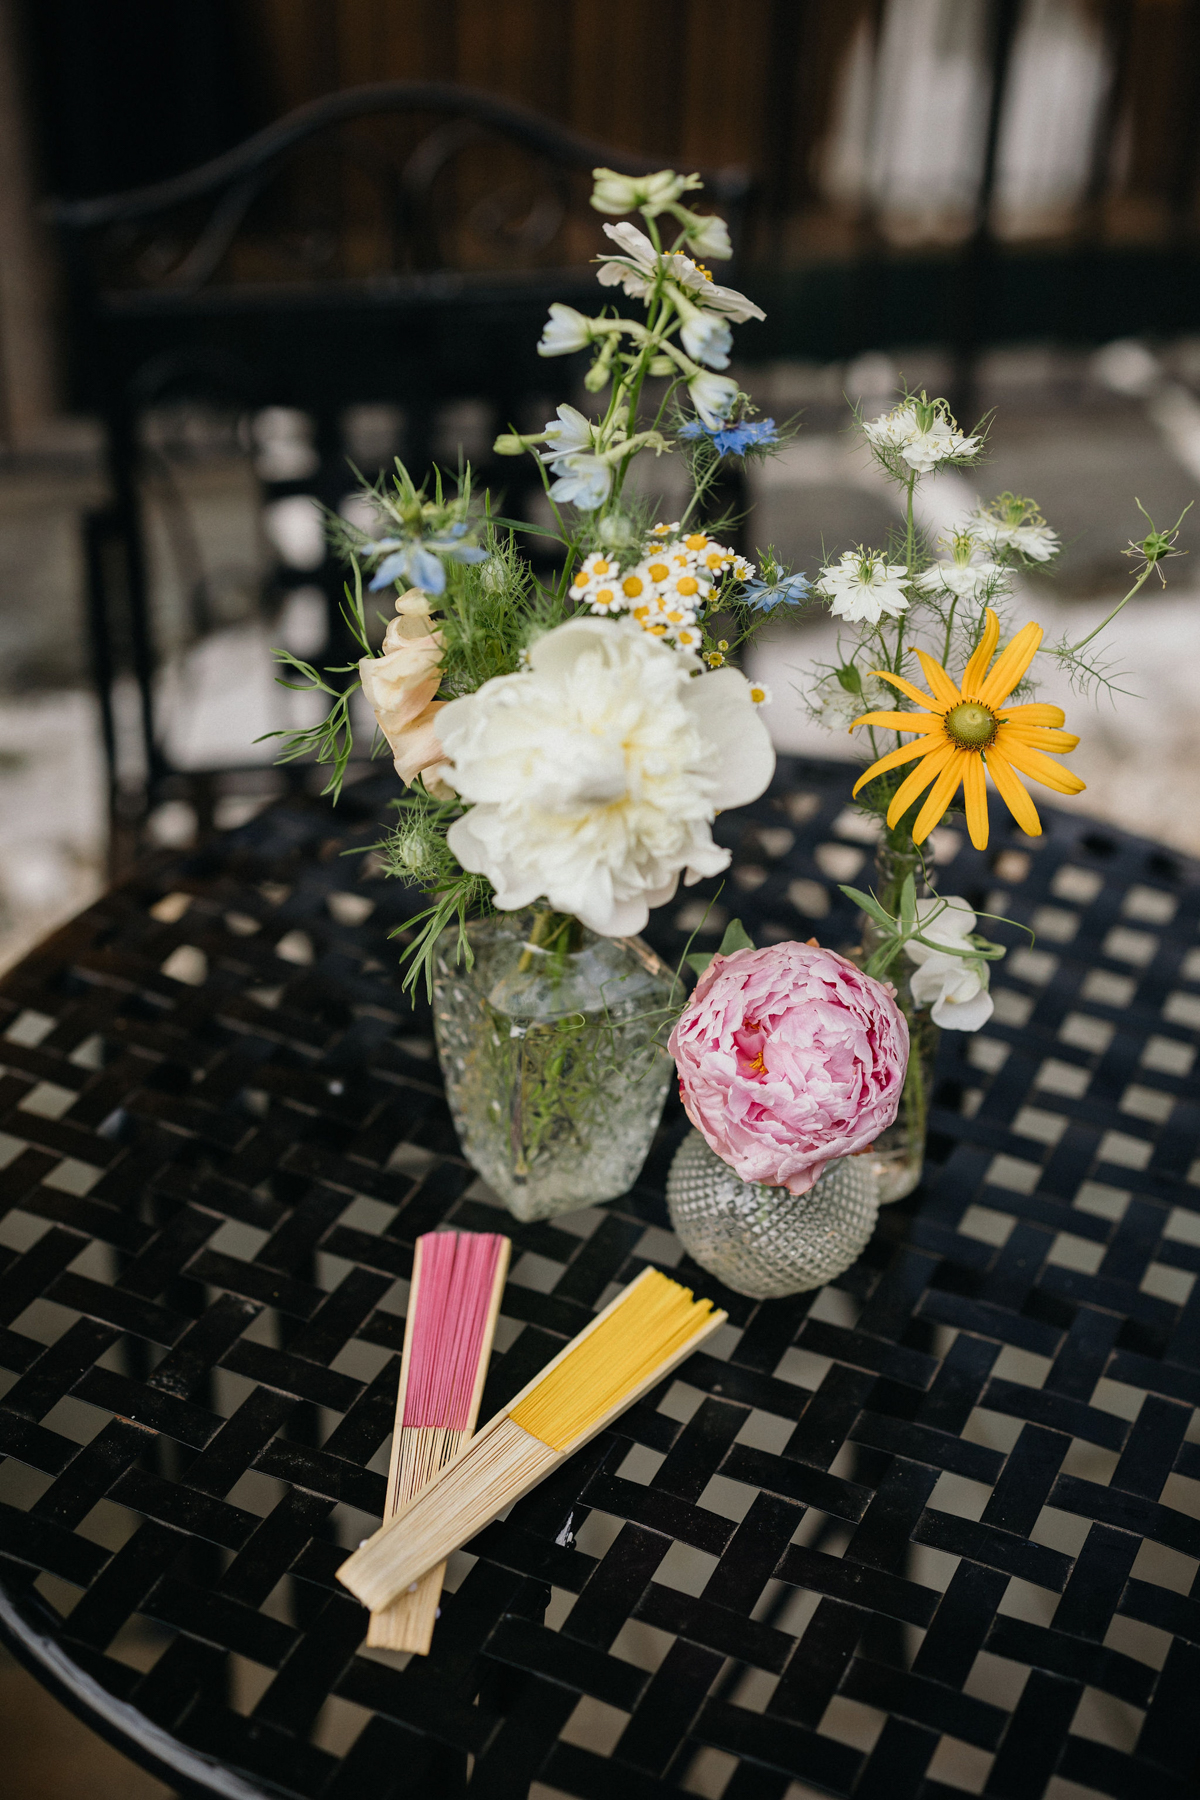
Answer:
51;82;751;863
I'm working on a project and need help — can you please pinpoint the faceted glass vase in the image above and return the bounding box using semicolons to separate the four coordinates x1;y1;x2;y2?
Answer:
666;1130;880;1299
432;909;677;1223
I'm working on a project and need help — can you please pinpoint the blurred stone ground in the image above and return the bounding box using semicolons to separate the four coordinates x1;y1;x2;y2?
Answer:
1;341;1199;981
0;1644;172;1799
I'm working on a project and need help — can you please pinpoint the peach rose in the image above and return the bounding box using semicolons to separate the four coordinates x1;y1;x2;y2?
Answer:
358;590;454;795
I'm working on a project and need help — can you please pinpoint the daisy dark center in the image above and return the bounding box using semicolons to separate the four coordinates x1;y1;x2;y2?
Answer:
944;700;997;749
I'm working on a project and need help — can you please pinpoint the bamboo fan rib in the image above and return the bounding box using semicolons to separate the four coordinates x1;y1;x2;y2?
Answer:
366;1230;509;1653
340;1268;725;1614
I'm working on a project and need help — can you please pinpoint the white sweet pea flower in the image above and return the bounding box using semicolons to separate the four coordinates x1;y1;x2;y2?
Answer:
817;550;910;625
439;616;775;936
688;371;739;429
548;453;612;511
537;304;595;357
864;401;981;473
590;167;700;217
906;898;994;1030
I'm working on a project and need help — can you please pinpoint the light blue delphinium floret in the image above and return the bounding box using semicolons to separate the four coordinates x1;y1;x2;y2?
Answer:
740;569;811;612
548;453;613;511
678;417;779;457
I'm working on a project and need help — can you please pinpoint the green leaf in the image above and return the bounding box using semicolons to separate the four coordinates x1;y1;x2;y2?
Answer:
899;873;917;930
838;885;894;929
716;918;755;957
685;952;714;977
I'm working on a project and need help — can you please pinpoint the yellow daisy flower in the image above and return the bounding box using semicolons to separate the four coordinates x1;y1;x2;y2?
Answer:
850;608;1085;850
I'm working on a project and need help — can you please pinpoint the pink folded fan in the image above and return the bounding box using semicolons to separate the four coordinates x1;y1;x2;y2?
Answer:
368;1228;509;1653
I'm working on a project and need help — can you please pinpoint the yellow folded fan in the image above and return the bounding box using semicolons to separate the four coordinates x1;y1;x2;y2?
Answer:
338;1267;726;1615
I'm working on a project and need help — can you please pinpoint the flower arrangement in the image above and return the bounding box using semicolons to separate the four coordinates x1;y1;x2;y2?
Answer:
270;163;1188;1236
273;167;806;994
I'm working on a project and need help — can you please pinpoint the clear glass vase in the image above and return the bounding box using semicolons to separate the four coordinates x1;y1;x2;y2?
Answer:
856;834;941;1203
666;1130;879;1299
432;908;677;1223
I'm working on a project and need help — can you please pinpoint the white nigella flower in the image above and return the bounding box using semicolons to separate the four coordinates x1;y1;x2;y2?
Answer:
537;303;595;357
916;532;1006;599
906;898;994;1030
590;167;700;217
815;670;893;732
864;402;981;473
438;617;775;936
688;370;739;429
548;453;613;511
817;550;910;625
968;499;1059;562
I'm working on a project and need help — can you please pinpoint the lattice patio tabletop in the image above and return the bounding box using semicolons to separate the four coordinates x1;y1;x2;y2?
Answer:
0;758;1198;1800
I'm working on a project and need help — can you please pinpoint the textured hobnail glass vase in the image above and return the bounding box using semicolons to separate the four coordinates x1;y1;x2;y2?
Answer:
666;1130;880;1299
432;908;676;1223
857;836;941;1204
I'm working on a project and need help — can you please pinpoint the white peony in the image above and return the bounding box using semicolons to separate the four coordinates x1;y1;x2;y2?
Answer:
438;617;775;935
906;896;994;1030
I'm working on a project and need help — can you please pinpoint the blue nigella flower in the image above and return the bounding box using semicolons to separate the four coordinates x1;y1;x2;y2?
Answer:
678;417;779;457
741;570;811;612
367;522;488;594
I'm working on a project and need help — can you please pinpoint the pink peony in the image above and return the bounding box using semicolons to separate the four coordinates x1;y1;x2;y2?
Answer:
668;941;909;1195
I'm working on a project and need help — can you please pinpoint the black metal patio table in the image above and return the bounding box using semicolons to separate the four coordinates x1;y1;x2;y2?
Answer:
0;757;1197;1800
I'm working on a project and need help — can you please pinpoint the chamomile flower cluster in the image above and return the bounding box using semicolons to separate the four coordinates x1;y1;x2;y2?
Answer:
567;528;753;654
